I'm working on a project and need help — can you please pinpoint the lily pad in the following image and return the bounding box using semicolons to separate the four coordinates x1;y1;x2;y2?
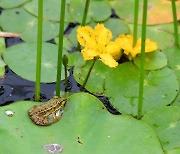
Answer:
133;51;167;70
142;106;180;151
74;61;179;115
114;0;180;25
21;21;66;42
105;62;179;115
163;46;180;107
128;24;174;50
68;0;111;23
67;52;86;67
74;60;110;95
102;18;130;40
3;42;69;83
165;149;180;154
68;0;91;23
0;0;30;9
0;8;36;33
89;1;111;22
0;93;163;154
24;0;70;22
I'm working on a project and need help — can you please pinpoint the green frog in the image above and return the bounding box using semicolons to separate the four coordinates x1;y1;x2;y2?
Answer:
28;96;67;126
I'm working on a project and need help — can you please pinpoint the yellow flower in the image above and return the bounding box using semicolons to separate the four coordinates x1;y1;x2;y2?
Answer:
77;24;122;67
115;34;158;60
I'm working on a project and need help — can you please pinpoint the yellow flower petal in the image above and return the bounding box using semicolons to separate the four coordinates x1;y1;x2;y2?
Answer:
81;48;99;60
99;53;118;68
94;24;112;50
115;34;133;55
104;42;122;60
77;26;97;49
116;34;158;58
133;38;158;57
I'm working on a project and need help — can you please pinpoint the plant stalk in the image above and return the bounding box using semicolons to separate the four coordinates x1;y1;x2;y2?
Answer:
56;0;66;97
80;58;96;90
63;55;68;91
77;0;91;51
64;64;68;91
35;0;43;101
171;0;179;47
137;0;148;120
133;0;140;47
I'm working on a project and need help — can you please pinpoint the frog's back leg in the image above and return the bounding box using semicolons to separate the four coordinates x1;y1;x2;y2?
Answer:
30;115;50;126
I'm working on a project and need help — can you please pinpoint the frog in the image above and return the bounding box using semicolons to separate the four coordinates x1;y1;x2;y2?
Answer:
28;96;67;126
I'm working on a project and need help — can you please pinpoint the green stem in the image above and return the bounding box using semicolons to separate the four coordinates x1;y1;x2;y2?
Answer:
80;58;96;90
77;0;91;51
56;0;66;97
171;0;179;47
35;0;43;101
64;63;68;91
133;0;140;47
81;0;90;26
63;55;68;91
137;0;148;120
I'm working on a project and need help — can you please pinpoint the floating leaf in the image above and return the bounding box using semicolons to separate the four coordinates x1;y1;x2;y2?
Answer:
3;43;69;83
114;0;180;25
89;1;111;22
68;0;111;23
0;8;35;33
74;60;109;95
74;61;179;115
142;106;180;151
0;93;163;153
128;24;174;50
21;21;67;42
67;52;86;67
0;0;30;9
163;46;180;107
133;51;167;70
102;18;130;40
105;63;179;115
165;149;180;154
24;0;70;22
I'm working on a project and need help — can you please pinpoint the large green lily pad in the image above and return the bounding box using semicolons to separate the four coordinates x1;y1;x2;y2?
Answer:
0;8;36;33
3;42;68;83
133;51;167;70
142;106;180;151
165;149;180;154
128;24;174;50
105;62;179;115
68;0;111;23
0;93;163;154
163;46;180;107
114;0;180;25
67;51;86;67
74;61;179;115
21;21;65;42
24;0;70;22
0;0;30;9
74;60;110;95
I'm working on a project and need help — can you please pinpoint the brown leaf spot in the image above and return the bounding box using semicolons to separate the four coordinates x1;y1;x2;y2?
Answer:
77;136;83;144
